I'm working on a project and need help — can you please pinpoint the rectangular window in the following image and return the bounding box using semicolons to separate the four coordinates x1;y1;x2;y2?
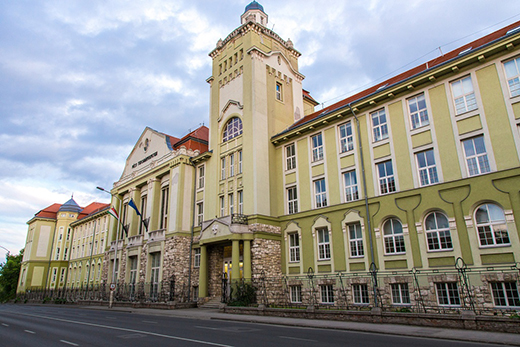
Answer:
285;143;296;170
221;157;226;180
504;57;520;97
339;121;354;152
194;248;201;268
276;82;282;101
416;149;439;186
311;133;324;162
391;283;411;305
139;195;147;234
462;136;491;176
491;282;520;307
288;233;300;262
287;186;298;214
60;268;65;283
55;247;60;260
348;223;364;258
352;284;370;304
52;268;57;283
219;196;225;217
377;160;396;194
451;76;477;114
63;248;68;260
238;191;243;214
317;227;331;260
66;229;71;240
314;178;327;208
129;256;138;285
320;284;334;304
198;165;205;188
160;187;169;230
290;285;302;303
150;252;161;299
229;193;234;215
408;94;429;129
229;153;235;177
436;282;461;306
343;170;359;202
197;202;204;226
371;109;388;141
238;150;242;174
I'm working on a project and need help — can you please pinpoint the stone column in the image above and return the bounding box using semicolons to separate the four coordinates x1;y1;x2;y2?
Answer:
243;239;251;280
149;178;161;232
231;240;240;281
199;245;208;298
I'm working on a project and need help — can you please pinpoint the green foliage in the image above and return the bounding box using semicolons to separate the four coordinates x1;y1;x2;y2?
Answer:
0;249;23;302
228;281;257;306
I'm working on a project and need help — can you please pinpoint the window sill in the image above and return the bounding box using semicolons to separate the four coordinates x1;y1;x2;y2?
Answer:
372;138;390;146
427;248;454;253
409;125;431;136
478;243;511;249
454;108;479;120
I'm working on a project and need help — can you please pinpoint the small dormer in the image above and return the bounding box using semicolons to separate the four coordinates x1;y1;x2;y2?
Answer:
241;1;268;26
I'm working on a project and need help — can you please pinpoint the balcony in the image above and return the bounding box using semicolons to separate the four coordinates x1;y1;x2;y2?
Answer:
109;240;124;251
127;235;143;248
148;229;165;243
231;213;248;225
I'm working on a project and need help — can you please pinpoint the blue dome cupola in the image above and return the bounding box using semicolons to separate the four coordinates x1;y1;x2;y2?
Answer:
241;1;268;26
59;195;82;214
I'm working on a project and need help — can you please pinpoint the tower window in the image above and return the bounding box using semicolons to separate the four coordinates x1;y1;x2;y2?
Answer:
223;117;243;142
276;82;283;101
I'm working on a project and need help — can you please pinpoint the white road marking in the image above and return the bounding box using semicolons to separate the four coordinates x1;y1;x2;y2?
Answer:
17;312;233;347
60;340;79;346
24;330;36;334
1;323;9;327
142;320;158;324
279;336;317;342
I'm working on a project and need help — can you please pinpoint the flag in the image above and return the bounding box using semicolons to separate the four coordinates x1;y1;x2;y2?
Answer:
108;207;119;220
128;198;141;216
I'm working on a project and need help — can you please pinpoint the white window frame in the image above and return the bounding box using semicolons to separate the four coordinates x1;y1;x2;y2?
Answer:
238;190;243;214
371;109;388;142
317;227;331;260
343;170;359;202
160;186;169;230
475;204;510;247
314;178;327;208
197;202;204;226
377;160;396;194
451;75;478;115
320;284;334;304
276;82;283;101
408;93;429;129
287;186;298;214
352;283;370;304
238;150;242;174
221;157;226;180
383;218;406;255
229;153;235;177
288;233;300;263
219;196;225;217
229;193;234;215
311;133;324;162
436;282;461;306
198;165;205;189
391;283;411;305
424;212;453;251
491;282;520;308
462;136;491;176
290;285;302;303
504;56;520;97
285;143;296;170
416;149;439;186
194;248;201;268
339;121;354;153
348;222;364;258
223;117;243;142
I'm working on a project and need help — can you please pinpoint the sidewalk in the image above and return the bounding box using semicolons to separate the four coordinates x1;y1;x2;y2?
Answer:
79;305;520;346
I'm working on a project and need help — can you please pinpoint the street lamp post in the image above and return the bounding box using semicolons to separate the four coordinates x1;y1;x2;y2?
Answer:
0;245;10;255
97;186;122;308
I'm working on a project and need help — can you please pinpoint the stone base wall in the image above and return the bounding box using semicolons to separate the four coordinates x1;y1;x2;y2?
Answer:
207;245;224;298
251;238;282;279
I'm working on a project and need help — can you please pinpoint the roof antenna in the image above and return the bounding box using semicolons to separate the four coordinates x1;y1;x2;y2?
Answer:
438;46;444;56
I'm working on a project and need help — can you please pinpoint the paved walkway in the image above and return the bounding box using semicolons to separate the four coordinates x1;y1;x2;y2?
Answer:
79;306;520;346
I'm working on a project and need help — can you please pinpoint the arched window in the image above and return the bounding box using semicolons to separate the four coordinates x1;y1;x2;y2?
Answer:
475;204;510;246
424;212;452;251
223;117;243;142
383;218;405;254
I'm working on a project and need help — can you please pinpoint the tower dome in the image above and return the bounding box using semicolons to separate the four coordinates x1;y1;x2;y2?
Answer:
59;196;82;213
241;1;268;26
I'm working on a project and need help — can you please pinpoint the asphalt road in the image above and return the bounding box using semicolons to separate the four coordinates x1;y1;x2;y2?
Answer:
0;304;506;347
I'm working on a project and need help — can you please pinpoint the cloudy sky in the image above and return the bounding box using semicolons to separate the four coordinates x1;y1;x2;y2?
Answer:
1;0;519;260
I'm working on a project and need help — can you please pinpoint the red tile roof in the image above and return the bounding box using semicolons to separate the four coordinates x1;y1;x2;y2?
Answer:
34;203;62;219
31;202;110;222
171;125;209;153
77;202;110;220
285;20;520;133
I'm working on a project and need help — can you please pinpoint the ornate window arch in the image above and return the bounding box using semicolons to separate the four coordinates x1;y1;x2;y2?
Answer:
475;203;510;247
424;211;453;251
223;117;243;142
383;218;405;254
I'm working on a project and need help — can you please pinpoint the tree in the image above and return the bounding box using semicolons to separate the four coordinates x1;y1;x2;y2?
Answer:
0;249;23;302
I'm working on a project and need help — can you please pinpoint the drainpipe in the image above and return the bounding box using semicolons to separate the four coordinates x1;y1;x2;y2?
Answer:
347;103;378;307
186;157;198;303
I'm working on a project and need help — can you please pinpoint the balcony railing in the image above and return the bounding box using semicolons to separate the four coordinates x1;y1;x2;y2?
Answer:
127;235;143;248
148;229;165;243
109;240;124;251
231;213;248;225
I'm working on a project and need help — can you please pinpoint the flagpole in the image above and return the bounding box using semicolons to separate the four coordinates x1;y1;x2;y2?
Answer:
97;186;122;309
